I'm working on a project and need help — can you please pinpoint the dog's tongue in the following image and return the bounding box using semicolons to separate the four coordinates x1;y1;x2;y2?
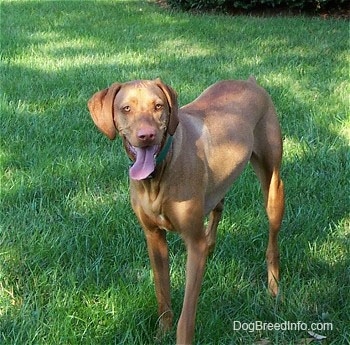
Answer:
129;146;158;180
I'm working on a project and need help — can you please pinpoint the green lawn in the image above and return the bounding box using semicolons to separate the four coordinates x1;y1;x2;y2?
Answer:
1;1;349;344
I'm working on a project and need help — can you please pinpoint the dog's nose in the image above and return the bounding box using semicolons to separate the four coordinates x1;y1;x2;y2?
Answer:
137;127;156;142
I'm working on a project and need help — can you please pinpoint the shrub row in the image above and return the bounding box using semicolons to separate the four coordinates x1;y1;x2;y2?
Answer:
165;0;347;13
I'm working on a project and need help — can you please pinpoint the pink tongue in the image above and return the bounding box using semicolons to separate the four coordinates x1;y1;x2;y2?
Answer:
129;146;158;180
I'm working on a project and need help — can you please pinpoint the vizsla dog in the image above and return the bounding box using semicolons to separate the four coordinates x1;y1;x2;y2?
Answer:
88;77;284;344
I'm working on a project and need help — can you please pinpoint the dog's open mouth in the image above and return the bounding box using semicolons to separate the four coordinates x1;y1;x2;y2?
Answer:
126;141;160;180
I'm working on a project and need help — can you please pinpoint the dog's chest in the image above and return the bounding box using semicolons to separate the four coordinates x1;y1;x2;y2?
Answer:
143;203;174;232
156;214;173;231
131;186;174;232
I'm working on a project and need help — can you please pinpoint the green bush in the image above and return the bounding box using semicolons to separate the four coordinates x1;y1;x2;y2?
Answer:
165;0;225;11
166;0;348;12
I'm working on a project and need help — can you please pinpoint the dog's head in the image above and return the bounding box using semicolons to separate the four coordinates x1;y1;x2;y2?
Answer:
88;78;179;180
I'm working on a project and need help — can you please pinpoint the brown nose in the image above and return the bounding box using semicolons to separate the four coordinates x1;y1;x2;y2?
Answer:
137;127;156;142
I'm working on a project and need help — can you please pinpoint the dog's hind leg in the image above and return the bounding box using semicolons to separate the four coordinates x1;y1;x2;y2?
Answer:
205;198;225;253
250;105;285;296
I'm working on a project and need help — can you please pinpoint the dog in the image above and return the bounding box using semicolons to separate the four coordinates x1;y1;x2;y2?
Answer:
88;77;284;344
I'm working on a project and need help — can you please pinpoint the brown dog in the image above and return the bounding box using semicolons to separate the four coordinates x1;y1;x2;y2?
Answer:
88;77;284;344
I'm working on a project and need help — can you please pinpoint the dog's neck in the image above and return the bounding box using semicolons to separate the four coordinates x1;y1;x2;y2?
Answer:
155;135;173;167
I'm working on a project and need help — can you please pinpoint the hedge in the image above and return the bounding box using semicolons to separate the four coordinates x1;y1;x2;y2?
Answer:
165;0;348;12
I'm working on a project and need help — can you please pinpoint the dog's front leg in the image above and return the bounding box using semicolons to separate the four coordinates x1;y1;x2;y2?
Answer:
144;228;173;335
177;230;209;345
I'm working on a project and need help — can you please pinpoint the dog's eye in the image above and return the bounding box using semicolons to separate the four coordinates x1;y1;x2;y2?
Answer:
122;105;131;113
155;103;163;111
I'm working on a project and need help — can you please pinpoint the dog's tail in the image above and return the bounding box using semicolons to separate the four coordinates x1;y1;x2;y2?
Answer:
248;75;257;84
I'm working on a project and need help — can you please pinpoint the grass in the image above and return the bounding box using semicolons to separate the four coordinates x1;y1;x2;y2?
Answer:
0;1;349;344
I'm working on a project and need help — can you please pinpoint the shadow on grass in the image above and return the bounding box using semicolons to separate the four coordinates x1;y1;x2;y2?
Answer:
1;1;349;344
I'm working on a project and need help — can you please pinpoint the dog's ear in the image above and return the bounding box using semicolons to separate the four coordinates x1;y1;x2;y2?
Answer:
155;78;179;135
87;83;122;140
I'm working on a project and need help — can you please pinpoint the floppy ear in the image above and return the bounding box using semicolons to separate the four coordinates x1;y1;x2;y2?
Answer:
87;83;122;140
247;75;257;84
155;78;179;135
